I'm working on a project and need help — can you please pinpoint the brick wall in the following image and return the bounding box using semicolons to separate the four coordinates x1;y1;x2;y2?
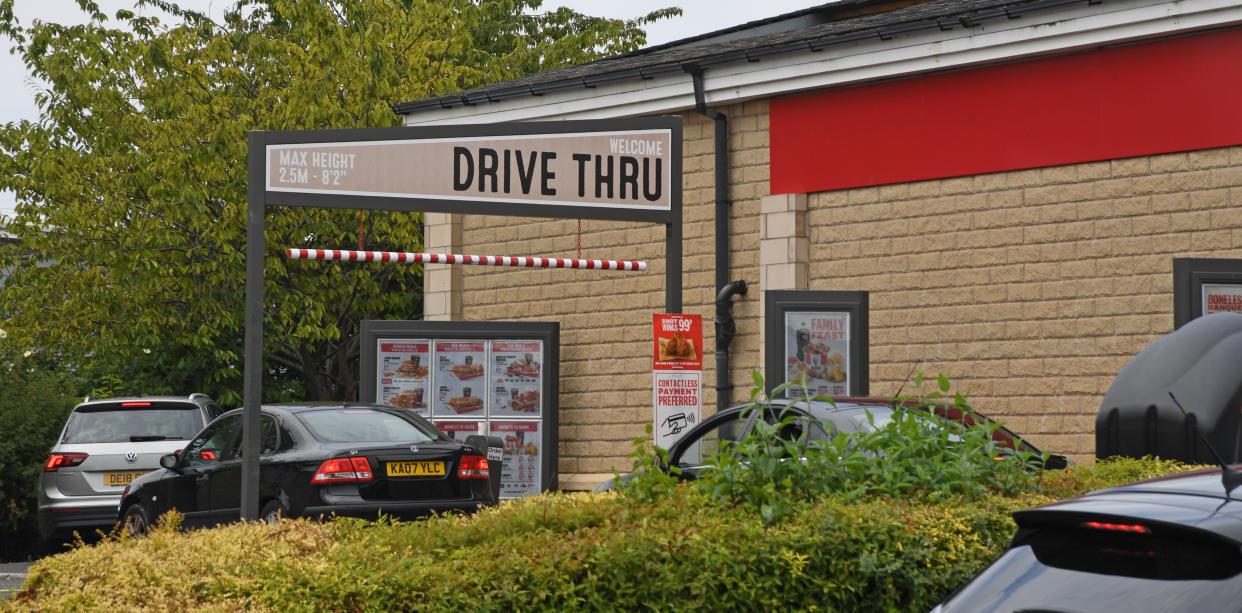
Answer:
454;97;1242;480
455;102;771;483
808;147;1242;458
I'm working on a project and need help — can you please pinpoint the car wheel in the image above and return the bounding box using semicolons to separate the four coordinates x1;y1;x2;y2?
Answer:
123;504;150;538
260;500;286;523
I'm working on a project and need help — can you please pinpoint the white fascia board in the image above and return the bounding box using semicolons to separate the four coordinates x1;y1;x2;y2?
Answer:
403;0;1242;127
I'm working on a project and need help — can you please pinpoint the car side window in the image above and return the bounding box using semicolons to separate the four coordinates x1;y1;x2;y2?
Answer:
228;416;282;459
277;422;296;452
206;403;225;420
670;411;752;467
181;415;240;468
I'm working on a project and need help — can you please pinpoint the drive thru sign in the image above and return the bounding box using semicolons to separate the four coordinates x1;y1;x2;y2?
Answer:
245;118;682;520
652;314;702;450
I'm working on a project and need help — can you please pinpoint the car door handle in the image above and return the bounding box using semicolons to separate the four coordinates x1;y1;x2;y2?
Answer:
195;474;209;484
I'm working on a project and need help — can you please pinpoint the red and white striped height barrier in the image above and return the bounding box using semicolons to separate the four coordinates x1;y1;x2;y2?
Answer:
287;249;647;272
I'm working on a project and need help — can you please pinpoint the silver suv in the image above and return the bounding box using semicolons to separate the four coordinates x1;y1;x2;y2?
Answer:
37;394;223;542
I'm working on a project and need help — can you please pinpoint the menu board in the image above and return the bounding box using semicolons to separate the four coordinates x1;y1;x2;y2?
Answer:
435;420;484;444
783;311;850;398
376;340;431;417
489;420;542;497
435;340;487;417
491;340;543;418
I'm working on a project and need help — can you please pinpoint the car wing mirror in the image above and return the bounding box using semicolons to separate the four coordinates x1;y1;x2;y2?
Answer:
159;453;180;470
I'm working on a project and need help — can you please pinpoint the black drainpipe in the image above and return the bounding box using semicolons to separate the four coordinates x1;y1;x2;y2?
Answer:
687;66;748;411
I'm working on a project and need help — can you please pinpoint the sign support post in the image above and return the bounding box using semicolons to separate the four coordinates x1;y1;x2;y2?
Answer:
242;133;266;520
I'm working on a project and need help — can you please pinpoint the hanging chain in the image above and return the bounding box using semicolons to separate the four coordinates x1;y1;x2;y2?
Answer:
577;219;582;259
358;212;365;250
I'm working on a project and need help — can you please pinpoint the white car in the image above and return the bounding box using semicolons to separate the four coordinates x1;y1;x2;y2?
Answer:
37;394;223;542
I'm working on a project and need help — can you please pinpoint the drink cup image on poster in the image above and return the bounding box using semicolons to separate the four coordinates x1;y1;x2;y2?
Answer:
434;420;483;444
784;312;850;398
491;340;543;417
435;341;486;417
488;420;541;498
377;340;431;416
653;371;701;450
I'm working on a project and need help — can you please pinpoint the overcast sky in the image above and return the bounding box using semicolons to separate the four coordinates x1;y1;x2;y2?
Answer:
0;0;829;218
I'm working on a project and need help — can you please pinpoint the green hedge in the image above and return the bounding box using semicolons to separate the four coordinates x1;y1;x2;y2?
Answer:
5;458;1195;613
0;353;79;560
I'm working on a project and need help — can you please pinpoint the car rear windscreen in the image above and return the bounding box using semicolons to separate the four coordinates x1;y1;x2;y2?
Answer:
62;404;202;443
296;408;446;443
942;526;1242;612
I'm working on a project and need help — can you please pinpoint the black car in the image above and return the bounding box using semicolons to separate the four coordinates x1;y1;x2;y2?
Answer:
118;403;502;534
598;398;1067;489
933;467;1242;612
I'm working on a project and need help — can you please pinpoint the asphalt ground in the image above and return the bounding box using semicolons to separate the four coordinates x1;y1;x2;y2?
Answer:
0;562;31;600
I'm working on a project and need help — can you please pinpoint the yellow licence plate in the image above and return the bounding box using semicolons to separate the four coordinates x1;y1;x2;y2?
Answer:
104;471;148;487
386;461;445;477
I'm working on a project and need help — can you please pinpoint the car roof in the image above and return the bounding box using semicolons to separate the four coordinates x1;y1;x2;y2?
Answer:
220;402;404;416
1015;468;1242;543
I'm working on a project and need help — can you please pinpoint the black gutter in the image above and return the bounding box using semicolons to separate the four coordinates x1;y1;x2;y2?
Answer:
687;66;748;411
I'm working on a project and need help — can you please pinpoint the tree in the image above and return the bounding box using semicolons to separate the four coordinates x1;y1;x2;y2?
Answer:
0;0;677;405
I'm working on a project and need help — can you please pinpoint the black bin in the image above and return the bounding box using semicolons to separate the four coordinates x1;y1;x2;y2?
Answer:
1097;312;1242;464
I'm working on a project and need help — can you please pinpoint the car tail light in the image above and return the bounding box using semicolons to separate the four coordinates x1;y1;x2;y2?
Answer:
1084;521;1150;534
458;455;489;479
121;402;151;407
45;453;88;472
312;457;373;483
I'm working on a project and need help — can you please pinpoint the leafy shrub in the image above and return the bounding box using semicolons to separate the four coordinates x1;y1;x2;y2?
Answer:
665;372;1048;524
5;458;1196;613
0;350;79;561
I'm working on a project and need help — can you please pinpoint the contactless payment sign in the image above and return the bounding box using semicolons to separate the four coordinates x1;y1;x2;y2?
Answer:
652;313;703;371
652;314;702;450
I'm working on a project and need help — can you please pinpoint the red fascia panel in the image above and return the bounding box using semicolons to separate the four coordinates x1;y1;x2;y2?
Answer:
770;28;1242;195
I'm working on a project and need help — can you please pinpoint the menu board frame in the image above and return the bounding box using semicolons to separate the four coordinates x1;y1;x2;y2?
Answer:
1174;258;1242;329
360;320;559;496
764;290;869;399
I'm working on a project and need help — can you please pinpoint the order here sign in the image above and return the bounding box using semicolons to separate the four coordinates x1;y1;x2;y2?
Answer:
653;314;702;449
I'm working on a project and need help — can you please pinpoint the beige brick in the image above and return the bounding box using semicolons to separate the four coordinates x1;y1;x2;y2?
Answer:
987;188;1024;208
1040;165;1077;184
1112;157;1149;177
1149;152;1188;173
1190;188;1230;210
1171;211;1212;232
1150;193;1189;213
908;180;941;198
1190;148;1230;169
1093;178;1133;199
1078;161;1111;180
1193;229;1232;251
942;176;975;195
1212;166;1242;187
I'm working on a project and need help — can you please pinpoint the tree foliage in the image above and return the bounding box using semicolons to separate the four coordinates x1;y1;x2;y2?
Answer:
0;0;677;405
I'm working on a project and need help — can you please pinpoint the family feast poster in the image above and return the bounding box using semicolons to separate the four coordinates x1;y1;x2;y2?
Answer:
783;311;850;398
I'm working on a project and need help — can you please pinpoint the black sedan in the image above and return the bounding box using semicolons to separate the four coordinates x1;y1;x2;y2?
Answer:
118;403;502;535
598;397;1067;489
934;467;1242;612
